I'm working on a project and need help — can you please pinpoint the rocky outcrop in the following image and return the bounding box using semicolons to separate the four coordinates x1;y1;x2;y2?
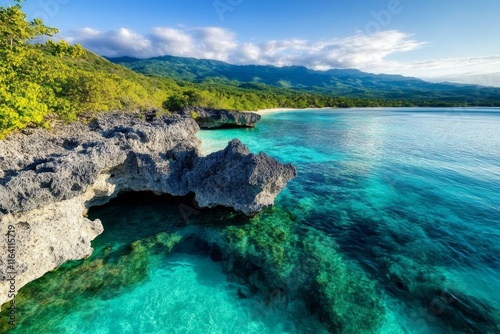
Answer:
180;106;261;128
187;139;296;214
0;114;199;215
0;112;296;307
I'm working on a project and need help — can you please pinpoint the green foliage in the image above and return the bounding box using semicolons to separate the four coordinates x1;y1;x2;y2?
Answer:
46;40;85;58
162;89;216;111
0;1;58;137
111;54;500;106
162;93;187;111
0;0;174;138
0;0;58;50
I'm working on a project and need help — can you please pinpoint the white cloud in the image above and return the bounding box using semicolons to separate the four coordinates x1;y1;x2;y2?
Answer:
190;27;238;61
65;27;422;67
64;27;500;87
64;26;238;61
363;55;500;87
66;27;152;58
150;27;193;56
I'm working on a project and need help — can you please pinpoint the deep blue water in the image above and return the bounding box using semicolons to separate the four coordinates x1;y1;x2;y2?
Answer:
3;107;499;333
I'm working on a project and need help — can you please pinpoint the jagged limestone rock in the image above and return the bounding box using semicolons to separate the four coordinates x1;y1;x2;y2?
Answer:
180;106;262;128
187;139;297;215
0;112;295;307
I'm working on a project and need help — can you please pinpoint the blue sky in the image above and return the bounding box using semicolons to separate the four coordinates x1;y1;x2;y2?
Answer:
9;0;500;86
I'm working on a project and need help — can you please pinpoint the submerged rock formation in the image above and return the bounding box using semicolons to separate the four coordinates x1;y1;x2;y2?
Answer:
0;112;296;307
179;106;261;128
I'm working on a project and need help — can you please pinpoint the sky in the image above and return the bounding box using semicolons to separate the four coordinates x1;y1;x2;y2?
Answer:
9;0;500;86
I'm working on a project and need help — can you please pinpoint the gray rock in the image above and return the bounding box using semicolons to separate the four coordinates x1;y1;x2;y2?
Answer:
0;113;292;216
180;106;261;128
0;112;296;305
188;139;297;215
0;113;200;214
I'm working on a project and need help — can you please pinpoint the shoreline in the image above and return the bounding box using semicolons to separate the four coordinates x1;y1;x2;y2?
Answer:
255;107;335;115
254;107;305;115
253;106;500;115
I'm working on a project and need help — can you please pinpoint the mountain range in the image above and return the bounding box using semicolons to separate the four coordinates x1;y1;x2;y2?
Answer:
108;55;500;105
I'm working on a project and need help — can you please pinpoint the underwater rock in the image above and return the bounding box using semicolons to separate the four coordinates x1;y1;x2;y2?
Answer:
179;106;261;128
0;112;295;307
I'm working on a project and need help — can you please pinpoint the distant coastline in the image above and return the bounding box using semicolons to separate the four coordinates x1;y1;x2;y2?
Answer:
255;107;331;115
255;108;298;115
254;106;500;115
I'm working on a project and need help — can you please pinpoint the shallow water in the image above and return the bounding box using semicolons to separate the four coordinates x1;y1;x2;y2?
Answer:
2;108;500;333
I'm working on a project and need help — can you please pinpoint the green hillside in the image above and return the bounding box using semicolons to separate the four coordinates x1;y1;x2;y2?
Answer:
0;0;185;137
0;0;414;138
110;55;500;105
2;0;500;139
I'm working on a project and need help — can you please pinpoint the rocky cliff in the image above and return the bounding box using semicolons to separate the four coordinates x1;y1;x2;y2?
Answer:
0;112;295;307
180;106;262;128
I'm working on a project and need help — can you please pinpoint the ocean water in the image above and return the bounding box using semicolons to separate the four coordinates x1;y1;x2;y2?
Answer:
2;108;500;333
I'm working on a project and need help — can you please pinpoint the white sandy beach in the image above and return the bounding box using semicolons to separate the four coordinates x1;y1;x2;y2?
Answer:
254;107;334;115
254;108;303;115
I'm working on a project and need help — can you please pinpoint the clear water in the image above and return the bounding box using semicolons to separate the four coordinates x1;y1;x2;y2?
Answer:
56;252;313;334
198;107;500;333
2;107;500;333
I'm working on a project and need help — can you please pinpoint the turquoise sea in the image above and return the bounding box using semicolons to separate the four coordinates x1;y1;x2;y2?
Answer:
2;108;500;333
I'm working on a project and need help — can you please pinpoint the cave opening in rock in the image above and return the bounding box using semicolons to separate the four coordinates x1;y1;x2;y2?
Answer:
0;192;329;333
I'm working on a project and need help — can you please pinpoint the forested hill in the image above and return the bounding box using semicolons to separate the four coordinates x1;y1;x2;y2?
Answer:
2;0;390;137
109;55;500;105
2;0;500;139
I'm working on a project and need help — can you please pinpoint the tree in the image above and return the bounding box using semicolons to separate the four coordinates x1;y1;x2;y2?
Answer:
1;23;59;128
0;0;58;49
0;0;59;136
0;0;91;137
162;90;209;111
163;94;187;111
